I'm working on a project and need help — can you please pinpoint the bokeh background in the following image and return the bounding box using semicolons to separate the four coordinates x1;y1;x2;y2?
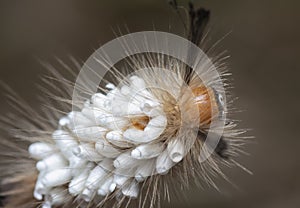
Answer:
0;0;299;207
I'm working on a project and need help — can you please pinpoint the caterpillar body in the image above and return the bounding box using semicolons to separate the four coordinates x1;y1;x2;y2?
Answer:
0;2;249;208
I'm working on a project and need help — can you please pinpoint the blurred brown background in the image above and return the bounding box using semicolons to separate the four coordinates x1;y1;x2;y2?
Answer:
0;0;300;207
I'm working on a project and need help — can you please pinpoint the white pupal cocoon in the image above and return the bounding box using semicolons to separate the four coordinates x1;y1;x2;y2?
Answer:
167;139;185;163
28;142;56;160
43;187;70;208
131;143;165;159
156;149;175;175
121;181;139;198
36;153;67;171
28;75;189;208
135;159;156;182
72;126;107;142
95;139;121;158
72;143;104;162
42;168;72;187
68;163;94;196
97;176;114;196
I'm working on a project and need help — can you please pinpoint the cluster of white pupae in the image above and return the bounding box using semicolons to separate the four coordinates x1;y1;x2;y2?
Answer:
29;76;186;208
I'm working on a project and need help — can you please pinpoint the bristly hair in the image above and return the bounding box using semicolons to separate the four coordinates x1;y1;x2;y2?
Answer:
169;0;230;159
169;0;210;84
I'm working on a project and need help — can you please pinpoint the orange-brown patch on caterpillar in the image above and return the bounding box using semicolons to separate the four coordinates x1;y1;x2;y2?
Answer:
130;116;150;130
192;85;219;127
